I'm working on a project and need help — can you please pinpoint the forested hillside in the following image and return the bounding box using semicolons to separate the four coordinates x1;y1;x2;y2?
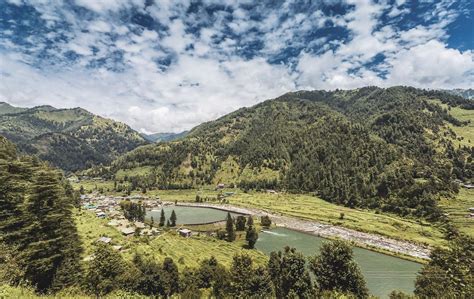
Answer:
111;87;473;220
0;103;148;171
0;136;82;292
142;131;188;143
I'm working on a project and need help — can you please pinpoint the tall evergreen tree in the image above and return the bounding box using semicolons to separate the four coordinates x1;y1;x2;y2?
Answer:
18;169;79;292
170;210;177;227
159;209;166;227
235;216;246;231
310;240;368;298
225;212;236;242
245;226;258;249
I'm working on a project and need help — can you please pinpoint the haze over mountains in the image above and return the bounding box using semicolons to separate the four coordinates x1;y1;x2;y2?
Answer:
0;102;147;171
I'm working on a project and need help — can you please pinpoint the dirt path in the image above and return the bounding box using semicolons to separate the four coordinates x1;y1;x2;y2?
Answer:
176;202;431;260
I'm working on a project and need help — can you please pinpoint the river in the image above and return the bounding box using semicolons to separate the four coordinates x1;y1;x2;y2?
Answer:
256;227;421;298
147;206;421;298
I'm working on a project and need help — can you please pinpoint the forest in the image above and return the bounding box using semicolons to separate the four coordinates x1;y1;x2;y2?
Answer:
110;87;473;220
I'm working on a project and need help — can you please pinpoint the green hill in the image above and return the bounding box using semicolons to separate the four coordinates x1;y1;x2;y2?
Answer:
142;131;188;142
0;103;148;171
111;86;473;220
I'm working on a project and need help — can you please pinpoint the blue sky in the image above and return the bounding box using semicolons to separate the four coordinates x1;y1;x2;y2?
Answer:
0;0;473;133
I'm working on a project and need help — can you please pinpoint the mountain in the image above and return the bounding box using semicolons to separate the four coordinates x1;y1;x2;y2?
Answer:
442;88;474;99
0;103;148;171
142;131;188;142
111;86;473;220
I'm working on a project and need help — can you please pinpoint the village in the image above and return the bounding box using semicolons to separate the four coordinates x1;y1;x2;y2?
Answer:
80;193;194;252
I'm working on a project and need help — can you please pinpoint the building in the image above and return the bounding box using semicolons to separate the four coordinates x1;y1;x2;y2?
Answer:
462;183;474;189
121;227;136;236
134;221;146;229
97;237;112;244
96;211;106;218
178;228;192;237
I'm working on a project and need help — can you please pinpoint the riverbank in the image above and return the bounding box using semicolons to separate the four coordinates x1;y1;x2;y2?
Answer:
176;202;431;261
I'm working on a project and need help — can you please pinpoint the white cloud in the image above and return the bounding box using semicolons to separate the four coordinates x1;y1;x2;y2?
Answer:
1;0;472;134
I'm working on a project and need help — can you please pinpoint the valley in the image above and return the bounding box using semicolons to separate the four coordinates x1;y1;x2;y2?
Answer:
1;87;473;298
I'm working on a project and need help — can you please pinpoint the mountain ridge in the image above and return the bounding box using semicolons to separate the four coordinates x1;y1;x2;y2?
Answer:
0;103;148;171
109;86;473;220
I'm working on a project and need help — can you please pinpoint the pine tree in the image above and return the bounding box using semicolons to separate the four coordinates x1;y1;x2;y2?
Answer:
245;226;258;249
170;210;177;227
247;215;254;228
166;219;171;227
235;215;246;231
19;169;73;292
159;209;166;227
225;212;235;242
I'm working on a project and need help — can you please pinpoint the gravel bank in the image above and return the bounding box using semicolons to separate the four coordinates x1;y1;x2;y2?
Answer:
176;202;431;260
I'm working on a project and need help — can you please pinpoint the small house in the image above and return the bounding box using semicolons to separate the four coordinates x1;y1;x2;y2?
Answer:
178;228;192;237
134;221;146;229
97;237;112;244
266;189;278;194
462;183;474;189
216;183;225;189
121;227;136;236
96;212;106;218
112;245;123;251
469;207;474;213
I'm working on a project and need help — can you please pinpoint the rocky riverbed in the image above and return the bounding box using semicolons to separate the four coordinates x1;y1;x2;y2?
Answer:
176;202;431;260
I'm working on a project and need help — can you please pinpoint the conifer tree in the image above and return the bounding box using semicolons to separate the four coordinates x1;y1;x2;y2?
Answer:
225;212;235;242
245;226;258;249
170;210;177;227
159;209;166;227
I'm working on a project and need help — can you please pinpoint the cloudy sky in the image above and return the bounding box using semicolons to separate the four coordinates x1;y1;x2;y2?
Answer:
0;0;473;133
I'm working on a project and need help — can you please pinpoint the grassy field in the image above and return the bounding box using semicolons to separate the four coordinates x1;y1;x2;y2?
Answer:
74;209;267;269
439;188;474;237
74;181;448;248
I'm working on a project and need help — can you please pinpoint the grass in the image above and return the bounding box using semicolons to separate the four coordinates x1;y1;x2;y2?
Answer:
439;188;474;237
73;181;450;248
428;99;474;147
92;186;446;248
74;209;267;269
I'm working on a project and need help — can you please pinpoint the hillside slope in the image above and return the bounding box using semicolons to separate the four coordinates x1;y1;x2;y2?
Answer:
111;87;473;220
142;131;188;142
0;103;147;171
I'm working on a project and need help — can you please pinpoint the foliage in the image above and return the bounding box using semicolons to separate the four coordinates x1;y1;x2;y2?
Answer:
229;254;273;298
84;244;128;296
414;235;474;298
0;136;82;293
119;200;146;222
261;215;272;227
235;215;247;231
110;87;474;220
309;240;369;298
268;247;313;298
170;210;177;227
226;212;236;242
245;226;258;249
0;105;147;171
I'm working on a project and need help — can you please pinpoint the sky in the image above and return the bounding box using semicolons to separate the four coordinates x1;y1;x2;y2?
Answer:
0;0;473;133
